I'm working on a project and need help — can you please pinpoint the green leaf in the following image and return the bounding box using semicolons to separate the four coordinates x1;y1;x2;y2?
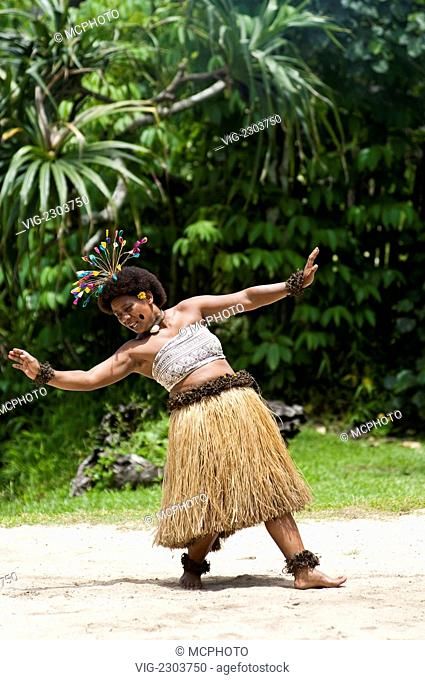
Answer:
19;159;41;207
364;309;376;326
321;306;352;327
39;162;51;213
86;141;150;156
393;370;416;393
0;145;33;203
83;156;151;195
267;344;280;371
68;161;112;201
252;344;269;364
357;147;381;171
56;161;91;218
172;238;189;257
279;345;292;362
338;265;351;283
73;101;158;129
185;220;221;243
50;163;67;207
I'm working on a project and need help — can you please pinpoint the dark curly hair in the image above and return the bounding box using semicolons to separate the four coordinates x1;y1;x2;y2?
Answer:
97;266;167;314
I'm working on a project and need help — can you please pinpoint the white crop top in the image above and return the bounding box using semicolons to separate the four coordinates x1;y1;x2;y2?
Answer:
151;323;226;391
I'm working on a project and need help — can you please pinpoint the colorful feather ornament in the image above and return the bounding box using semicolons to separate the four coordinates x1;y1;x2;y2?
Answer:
70;229;148;307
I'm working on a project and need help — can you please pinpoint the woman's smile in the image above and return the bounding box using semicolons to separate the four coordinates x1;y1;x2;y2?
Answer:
123;317;143;331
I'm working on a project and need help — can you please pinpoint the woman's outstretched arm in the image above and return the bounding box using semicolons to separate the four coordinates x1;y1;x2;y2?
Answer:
8;342;137;392
178;247;319;316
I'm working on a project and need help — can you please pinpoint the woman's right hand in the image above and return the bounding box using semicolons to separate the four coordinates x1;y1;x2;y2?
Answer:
8;348;40;380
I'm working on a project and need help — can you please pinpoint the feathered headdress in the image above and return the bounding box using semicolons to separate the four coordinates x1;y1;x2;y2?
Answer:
70;229;148;307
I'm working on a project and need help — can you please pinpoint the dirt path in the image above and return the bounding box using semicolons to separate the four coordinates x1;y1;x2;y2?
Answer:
1;512;424;640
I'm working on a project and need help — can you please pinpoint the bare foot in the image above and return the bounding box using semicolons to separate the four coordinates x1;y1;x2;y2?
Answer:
294;567;347;590
179;571;203;590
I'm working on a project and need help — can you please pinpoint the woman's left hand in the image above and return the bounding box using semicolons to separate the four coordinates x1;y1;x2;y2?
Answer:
302;246;319;288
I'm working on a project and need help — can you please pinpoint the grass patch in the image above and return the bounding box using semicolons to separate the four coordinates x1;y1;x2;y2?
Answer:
0;427;424;527
292;427;425;513
0;484;163;527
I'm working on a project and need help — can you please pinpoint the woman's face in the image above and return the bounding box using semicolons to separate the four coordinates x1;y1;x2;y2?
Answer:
111;293;155;334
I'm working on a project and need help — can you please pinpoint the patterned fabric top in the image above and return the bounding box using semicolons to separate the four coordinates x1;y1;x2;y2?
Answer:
151;323;226;392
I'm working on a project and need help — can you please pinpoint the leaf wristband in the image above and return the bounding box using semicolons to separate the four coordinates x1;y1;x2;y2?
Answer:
34;361;55;386
285;269;304;296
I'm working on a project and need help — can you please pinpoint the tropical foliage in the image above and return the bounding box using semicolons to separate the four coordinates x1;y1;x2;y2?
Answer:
0;0;424;490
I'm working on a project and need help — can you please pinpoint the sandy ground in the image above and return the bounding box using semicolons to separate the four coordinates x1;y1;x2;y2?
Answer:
0;511;424;640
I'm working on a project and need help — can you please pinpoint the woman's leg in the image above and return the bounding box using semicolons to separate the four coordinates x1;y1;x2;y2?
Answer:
265;513;347;589
179;533;219;590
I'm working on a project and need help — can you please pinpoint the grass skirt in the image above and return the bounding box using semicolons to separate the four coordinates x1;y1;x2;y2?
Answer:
153;384;313;550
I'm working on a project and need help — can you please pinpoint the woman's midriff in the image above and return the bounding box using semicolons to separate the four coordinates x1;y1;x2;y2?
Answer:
169;359;235;395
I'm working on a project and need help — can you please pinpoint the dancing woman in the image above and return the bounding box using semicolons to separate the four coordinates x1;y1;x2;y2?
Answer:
8;232;346;591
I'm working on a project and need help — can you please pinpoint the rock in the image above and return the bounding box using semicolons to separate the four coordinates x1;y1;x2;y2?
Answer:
401;441;422;450
95;403;154;448
316;425;327;435
71;402;162;496
103;433;121;448
70;450;163;497
113;453;163;488
70;452;98;497
265;400;307;439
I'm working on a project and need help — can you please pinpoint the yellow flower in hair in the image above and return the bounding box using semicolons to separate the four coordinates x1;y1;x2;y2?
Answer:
137;291;147;300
